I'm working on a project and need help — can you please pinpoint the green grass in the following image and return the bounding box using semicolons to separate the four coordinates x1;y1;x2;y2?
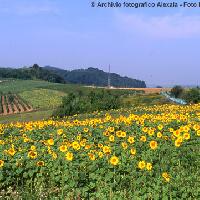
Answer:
123;94;171;106
19;89;66;109
0;79;94;94
0;79;60;94
0;109;53;123
0;79;144;96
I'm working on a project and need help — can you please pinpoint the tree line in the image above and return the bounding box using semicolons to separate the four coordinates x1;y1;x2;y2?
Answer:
0;64;146;88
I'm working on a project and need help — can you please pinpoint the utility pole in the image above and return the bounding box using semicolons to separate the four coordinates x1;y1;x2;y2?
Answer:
108;64;111;88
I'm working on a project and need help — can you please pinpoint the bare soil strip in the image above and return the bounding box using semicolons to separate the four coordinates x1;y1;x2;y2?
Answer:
0;95;34;116
25;104;33;112
15;95;33;112
12;102;19;114
6;95;14;114
84;86;171;94
14;97;25;113
108;87;171;94
1;96;8;115
21;101;33;112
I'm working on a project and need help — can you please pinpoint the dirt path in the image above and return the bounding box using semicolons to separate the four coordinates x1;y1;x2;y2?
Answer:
5;96;13;114
1;96;8;115
84;86;171;94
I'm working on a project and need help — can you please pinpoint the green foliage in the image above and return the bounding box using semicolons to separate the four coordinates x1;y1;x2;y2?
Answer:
123;94;171;106
8;93;15;104
53;90;123;117
0;79;66;94
171;85;184;98
19;89;65;109
0;110;53;124
183;88;200;104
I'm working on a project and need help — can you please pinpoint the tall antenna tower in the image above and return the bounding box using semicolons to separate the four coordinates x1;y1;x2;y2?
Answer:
108;64;111;88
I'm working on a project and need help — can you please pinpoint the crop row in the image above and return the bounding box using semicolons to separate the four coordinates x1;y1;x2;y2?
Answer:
0;95;3;114
0;94;33;115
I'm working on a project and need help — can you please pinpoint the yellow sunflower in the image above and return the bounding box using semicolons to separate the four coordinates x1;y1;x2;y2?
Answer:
57;129;63;135
110;156;119;166
127;136;135;144
28;151;37;159
146;163;152;171
59;145;68;152
140;136;146;142
130;148;136;155
0;160;4;168
47;138;54;146
138;161;146;169
109;135;115;142
65;152;73;161
72;141;80;150
162;172;170;182
103;146;111;154
149;141;158;150
37;161;45;167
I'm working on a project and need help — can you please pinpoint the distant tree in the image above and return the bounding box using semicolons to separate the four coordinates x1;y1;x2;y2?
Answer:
0;65;65;84
0;65;145;87
184;88;200;104
171;85;184;98
32;64;40;69
62;68;146;88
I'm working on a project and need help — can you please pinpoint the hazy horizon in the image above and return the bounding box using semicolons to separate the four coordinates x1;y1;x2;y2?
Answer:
0;0;199;86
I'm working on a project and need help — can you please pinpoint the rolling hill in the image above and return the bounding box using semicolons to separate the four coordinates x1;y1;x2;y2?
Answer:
44;66;146;88
0;64;146;88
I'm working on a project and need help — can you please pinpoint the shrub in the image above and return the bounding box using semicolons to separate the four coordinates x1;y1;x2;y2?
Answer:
171;85;184;98
53;90;122;117
183;88;200;104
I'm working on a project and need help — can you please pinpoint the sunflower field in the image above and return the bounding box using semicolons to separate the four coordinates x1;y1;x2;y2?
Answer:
0;104;199;199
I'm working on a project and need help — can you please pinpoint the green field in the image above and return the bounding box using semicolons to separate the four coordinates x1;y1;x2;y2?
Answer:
0;110;53;123
123;94;172;106
0;79;59;94
0;79;170;123
19;89;66;109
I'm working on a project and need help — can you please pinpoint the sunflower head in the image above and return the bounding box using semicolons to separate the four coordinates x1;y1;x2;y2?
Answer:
138;161;146;169
0;160;4;168
110;156;119;166
37;161;45;167
65;152;73;161
149;141;158;150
